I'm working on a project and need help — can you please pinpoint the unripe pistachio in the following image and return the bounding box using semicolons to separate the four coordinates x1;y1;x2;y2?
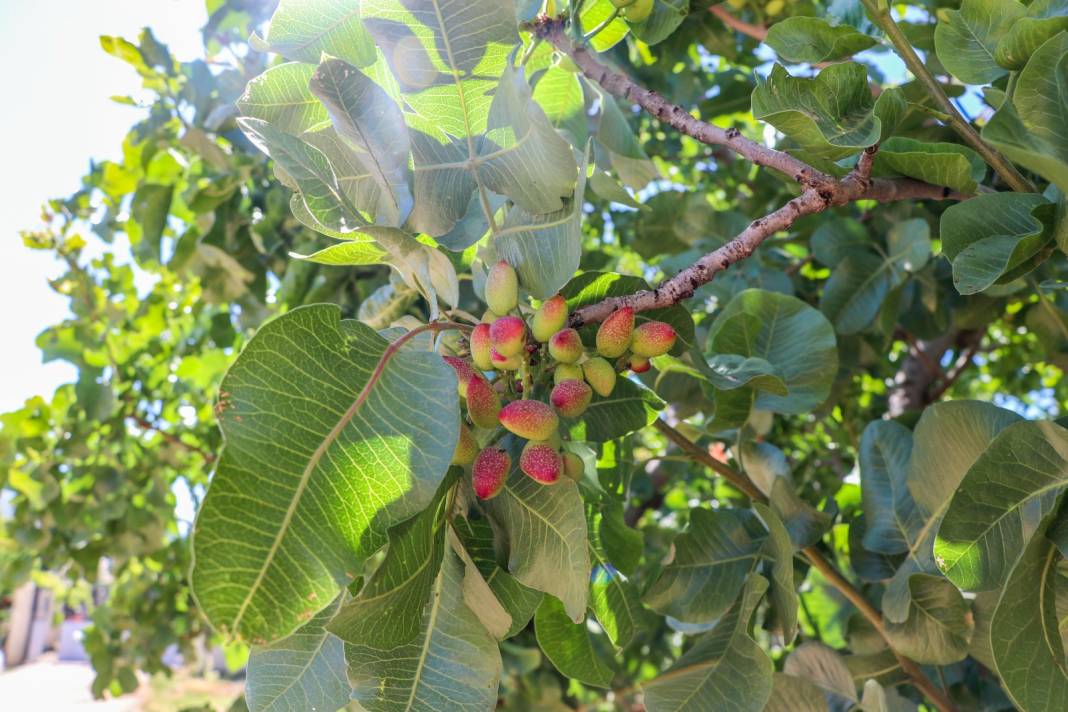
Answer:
596;307;634;358
551;379;593;419
490;348;523;371
629;354;651;373
481;309;500;323
485;260;518;315
582;357;617;397
562;451;584;481
609;0;636;7
472;448;510;499
554;363;584;385
490;315;526;357
442;356;475;397
466;374;501;429
499;400;559;441
623;0;653;22
470;323;493;371
520;441;562;484
630;321;677;358
548;328;584;364
452;424;477;466
531;294;569;342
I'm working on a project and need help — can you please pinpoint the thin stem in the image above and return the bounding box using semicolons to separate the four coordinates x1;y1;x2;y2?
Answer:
860;0;1035;193
653;418;958;712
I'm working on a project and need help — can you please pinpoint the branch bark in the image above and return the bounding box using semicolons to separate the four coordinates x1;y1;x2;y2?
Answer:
651;419;958;712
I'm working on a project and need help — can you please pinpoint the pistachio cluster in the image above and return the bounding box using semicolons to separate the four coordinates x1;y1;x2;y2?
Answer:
447;261;677;500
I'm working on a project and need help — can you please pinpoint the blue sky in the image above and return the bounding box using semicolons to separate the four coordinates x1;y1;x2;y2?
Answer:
0;1;207;412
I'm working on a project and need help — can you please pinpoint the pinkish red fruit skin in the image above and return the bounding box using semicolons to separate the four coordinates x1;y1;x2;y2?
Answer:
562;451;584;481
473;448;510;499
466;374;501;429
442;356;475;397
629;354;651;373
597;307;634;358
551;379;593;418
490;349;523;371
582;357;616;397
470;323;493;371
498;400;559;441
520;442;561;484
490;316;526;357
548;328;584;364
532;295;568;342
631;321;677;357
485;260;518;315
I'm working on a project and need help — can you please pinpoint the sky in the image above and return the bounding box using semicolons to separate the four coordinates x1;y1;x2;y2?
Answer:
0;1;208;413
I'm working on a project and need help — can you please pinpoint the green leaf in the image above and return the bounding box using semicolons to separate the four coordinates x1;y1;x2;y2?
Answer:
580;0;631;51
129;184;173;264
820;252;898;334
642;508;766;624
704;354;788;395
631;0;689;46
881;401;1021;623
328;476;450;647
706;289;838;414
754;502;798;643
884;573;973;665
983;32;1068;193
990;513;1068;711
533;66;589;147
245;594;350;712
262;0;376;67
994;0;1068;69
534;596;614;688
588;502;652;647
452;516;543;639
448;527;512;640
568;377;664;443
345;547;502;711
191;306;459;643
860;679;918;712
811;217;869;266
860;420;924;555
940;192;1053;295
763;673;828;712
484;450;590;622
751;63;880;159
309;59;414;227
933;0;1026;85
643;576;773;712
765;17;878;64
783;642;857;705
770;477;834;550
873;137;986;194
590;501;643;576
237;62;330;135
935;420;1068;590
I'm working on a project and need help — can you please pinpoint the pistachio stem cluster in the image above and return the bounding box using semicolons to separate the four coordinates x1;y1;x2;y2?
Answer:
449;261;676;498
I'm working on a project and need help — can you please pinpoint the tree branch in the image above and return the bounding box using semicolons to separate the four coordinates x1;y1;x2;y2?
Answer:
650;419;958;712
860;0;1035;193
708;3;767;42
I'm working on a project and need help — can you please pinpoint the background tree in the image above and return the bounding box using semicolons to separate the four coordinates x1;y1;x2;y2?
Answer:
3;0;1068;711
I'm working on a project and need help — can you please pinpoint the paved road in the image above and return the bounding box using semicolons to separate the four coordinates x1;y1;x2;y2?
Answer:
0;654;139;711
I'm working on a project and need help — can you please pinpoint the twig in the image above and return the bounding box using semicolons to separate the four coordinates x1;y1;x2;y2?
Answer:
860;0;1034;193
927;335;982;402
652;418;958;712
896;328;944;381
708;4;767;42
130;414;216;463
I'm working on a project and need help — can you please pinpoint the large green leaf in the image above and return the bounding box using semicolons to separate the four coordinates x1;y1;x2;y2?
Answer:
783;642;857;705
935;420;1068;590
567;378;664;443
881;401;1021;623
345;547;502;711
990;514;1068;711
754;502;797;643
751;63;880;159
859;420;924;555
642;508;766;624
534;596;614;688
994;0;1068;69
884;573;973;665
245;593;350;712
933;0;1026;85
327;476;451;647
191;306;459;642
706;289;838;414
631;0;689;46
261;0;377;68
643;576;773;712
237;62;330;136
484;448;590;622
872;137;986;194
763;673;828;712
765;17;878;64
820;252;898;335
309;59;414;227
588;502;652;648
939;192;1053;295
532;66;589;147
983;32;1068;193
